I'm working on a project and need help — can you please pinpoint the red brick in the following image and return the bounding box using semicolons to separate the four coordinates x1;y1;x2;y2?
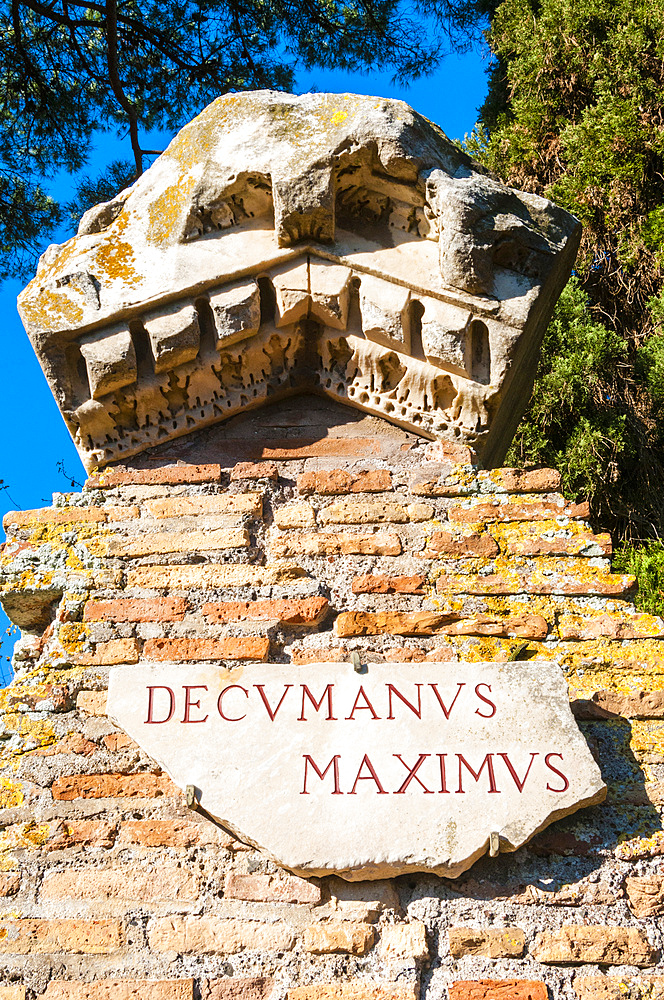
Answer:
1;683;70;712
441;614;548;640
449;983;547;1000
0;918;122;954
118;819;227;848
448;498;589;523
225;873;321;904
41;863;198;902
33;733;98;757
228;439;381;460
385;646;456;662
625;875;664;918
43;980;193;1000
559;613;664;640
303;922;375;955
143;636;270;662
76;691;106;716
86;464;222;488
271;531;401;557
202;597;329;626
531;926;657;965
51;772;179;800
102;733;139;751
424;441;474;463
435;571;635;597
291;647;348;664
145;493;262;519
4;507;107;529
486;468;561;492
231;462;278;481
572;978;664;1000
529;830;602;857
0;874;20;896
506;530;612;557
449;928;525;958
149;916;295;953
297;470;392;495
335;611;457;637
352;574;425;595
75;638;140;666
46;820;117;850
202;979;272;1000
287;986;416;1000
84;597;188;622
336;611;546;640
420;531;499;558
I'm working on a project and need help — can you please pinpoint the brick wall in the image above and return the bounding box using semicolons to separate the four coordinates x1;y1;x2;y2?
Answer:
0;415;663;1000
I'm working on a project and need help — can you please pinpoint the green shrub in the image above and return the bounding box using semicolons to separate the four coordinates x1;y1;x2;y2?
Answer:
613;541;664;616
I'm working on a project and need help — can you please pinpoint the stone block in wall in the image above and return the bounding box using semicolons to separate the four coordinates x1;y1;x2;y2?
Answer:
531;927;657;966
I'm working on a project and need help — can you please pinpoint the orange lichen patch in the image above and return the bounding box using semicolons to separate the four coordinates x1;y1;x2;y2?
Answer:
0;776;24;810
616;831;664;859
0;664;82;715
93;238;140;284
57;622;89;655
629;722;664;762
559;611;664;640
0;822;51;861
147;175;196;245
566;657;664;700
492;519;612;557
18;284;84;333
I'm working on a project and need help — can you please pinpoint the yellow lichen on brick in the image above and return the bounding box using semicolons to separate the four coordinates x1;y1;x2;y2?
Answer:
629;721;664;762
57;623;89;655
0;776;24;810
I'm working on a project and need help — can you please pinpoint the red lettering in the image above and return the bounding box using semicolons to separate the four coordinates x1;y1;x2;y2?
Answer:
345;686;380;720
429;682;465;719
438;753;449;793
182;685;208;724
387;684;422;719
474;683;496;718
217;685;248;721
254;684;293;721
349;754;388;794
456;753;500;794
298;684;337;721
545;753;570;792
498;752;538;792
393;754;433;794
301;754;342;794
146;686;175;724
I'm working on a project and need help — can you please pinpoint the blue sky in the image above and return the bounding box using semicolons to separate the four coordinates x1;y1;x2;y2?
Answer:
0;49;490;682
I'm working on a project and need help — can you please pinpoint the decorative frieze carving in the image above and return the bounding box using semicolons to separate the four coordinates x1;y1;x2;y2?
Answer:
17;92;581;471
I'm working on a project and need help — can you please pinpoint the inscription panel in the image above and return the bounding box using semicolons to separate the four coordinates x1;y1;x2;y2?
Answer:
107;660;605;879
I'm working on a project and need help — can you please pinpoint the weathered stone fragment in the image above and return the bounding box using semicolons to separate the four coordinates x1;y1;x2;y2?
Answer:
107;659;605;879
17;92;580;472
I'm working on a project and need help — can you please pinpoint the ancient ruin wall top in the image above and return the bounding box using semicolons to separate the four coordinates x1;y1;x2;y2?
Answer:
17;91;581;472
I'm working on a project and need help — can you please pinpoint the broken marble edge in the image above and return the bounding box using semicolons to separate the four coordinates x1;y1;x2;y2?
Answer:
106;659;607;881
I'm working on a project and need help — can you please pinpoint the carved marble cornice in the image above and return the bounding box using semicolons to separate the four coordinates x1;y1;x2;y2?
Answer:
17;92;581;471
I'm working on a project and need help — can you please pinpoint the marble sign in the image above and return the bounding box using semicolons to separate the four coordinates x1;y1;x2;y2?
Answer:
107;660;605;879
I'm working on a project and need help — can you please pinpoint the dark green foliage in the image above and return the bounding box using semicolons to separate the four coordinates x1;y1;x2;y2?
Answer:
0;0;496;280
505;279;630;515
477;0;664;540
613;541;664;616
